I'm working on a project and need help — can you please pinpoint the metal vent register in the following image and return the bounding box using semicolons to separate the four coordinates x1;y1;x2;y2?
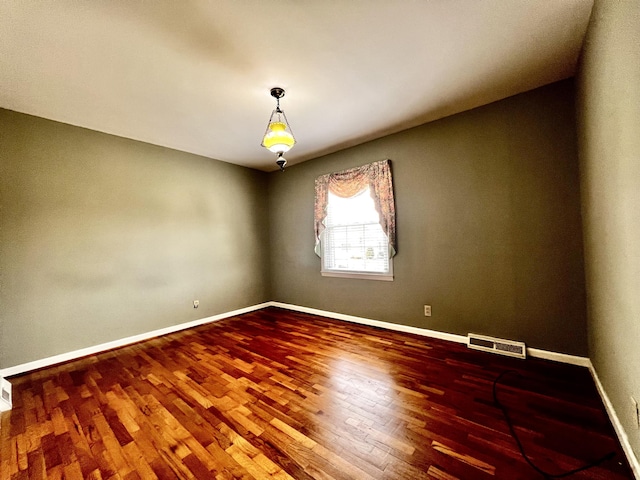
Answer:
468;333;526;359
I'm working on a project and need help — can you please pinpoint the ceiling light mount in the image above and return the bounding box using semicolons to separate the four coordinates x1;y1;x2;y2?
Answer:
262;87;295;171
270;87;285;101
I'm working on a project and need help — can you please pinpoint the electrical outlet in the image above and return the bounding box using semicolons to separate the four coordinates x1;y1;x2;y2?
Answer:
193;300;199;309
424;305;431;317
632;397;640;428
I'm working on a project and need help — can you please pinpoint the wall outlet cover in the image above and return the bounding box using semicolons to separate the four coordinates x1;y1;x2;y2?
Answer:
0;377;11;412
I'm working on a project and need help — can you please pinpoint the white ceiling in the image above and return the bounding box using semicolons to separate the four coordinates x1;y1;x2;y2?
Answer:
0;1;593;172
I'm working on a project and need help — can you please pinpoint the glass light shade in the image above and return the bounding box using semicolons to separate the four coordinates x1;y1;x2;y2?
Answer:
263;121;295;153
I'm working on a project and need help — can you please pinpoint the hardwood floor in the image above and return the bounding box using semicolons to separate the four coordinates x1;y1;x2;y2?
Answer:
0;307;633;479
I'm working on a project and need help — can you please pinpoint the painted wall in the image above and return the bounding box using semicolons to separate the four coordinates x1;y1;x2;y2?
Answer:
268;80;588;356
577;0;640;461
0;109;270;369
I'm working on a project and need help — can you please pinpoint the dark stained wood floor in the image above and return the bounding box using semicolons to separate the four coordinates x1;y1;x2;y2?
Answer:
0;307;633;479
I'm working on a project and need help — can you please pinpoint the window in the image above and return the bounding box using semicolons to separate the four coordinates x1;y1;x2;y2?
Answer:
322;187;392;279
314;160;396;281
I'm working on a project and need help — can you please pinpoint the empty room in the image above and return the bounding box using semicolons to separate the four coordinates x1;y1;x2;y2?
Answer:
1;1;639;479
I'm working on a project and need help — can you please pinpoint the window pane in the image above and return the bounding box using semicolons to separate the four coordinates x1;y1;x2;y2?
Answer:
323;187;390;274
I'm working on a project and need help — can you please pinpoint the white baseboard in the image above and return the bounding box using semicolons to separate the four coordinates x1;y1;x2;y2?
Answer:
0;301;590;379
0;302;271;380
269;302;591;366
526;347;592;367
589;362;640;479
268;301;469;344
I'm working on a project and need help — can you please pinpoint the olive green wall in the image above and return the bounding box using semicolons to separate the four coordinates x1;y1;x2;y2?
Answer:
268;80;588;356
0;109;270;369
577;0;640;463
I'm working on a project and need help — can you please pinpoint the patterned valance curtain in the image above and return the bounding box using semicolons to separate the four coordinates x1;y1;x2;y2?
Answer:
314;159;396;257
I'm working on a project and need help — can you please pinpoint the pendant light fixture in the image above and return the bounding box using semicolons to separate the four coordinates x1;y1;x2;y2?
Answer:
261;87;295;171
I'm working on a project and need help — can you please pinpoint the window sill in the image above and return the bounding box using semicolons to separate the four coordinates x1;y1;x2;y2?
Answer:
321;271;394;281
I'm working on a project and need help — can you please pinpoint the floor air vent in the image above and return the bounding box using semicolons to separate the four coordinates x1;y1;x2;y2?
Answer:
468;334;526;359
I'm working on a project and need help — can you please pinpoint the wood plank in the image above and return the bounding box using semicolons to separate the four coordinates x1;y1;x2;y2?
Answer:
0;307;634;479
432;440;496;476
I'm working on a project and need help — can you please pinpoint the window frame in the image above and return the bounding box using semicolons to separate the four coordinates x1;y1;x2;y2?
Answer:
319;187;394;281
314;159;396;282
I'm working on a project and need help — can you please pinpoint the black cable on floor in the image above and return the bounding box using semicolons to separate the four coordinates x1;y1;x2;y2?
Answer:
493;370;616;478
